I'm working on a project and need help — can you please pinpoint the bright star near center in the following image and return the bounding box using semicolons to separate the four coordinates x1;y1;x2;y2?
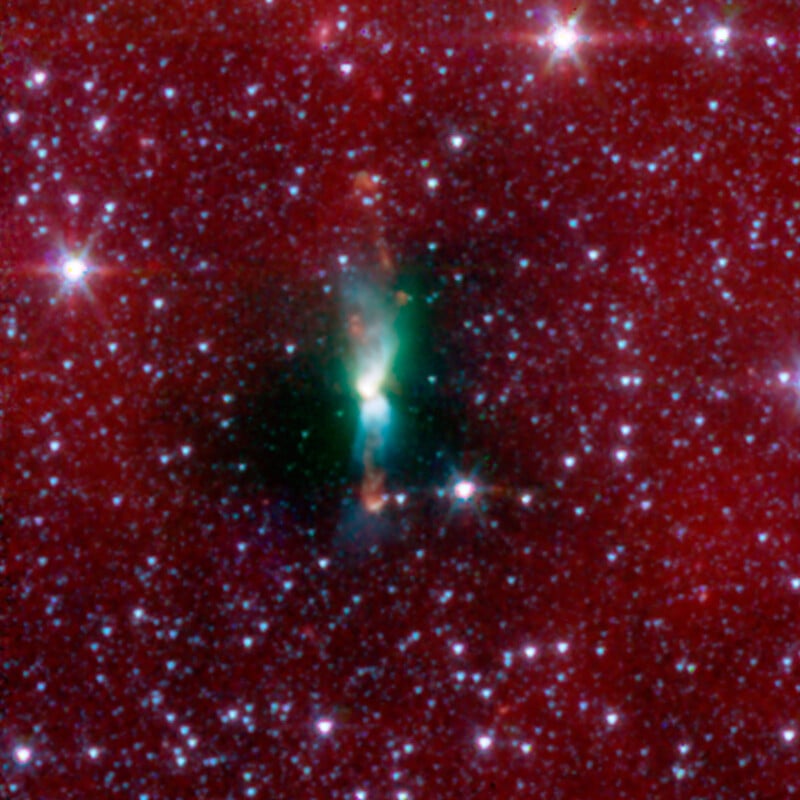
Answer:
13;744;32;764
356;366;385;401
712;26;730;45
552;25;578;52
453;479;476;501
63;257;88;282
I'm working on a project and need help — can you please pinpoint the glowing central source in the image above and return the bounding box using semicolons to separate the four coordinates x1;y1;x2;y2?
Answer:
454;479;476;501
63;257;87;282
356;365;386;401
712;26;730;45
552;25;578;52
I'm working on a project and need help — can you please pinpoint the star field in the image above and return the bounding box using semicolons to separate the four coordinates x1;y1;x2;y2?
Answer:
3;1;800;798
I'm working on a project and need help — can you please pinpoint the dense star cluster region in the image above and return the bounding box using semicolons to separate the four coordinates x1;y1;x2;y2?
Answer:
4;1;800;798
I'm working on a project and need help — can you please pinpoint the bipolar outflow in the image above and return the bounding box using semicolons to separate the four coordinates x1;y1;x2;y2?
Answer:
344;274;406;514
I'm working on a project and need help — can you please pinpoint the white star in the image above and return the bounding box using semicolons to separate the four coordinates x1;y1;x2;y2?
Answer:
63;257;88;282
552;25;578;53
453;479;475;501
712;26;730;45
13;744;32;764
449;133;465;151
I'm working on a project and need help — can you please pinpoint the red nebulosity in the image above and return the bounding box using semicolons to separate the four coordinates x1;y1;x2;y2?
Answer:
3;2;800;799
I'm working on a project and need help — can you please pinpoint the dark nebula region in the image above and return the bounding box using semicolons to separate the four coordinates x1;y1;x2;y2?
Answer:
3;2;800;800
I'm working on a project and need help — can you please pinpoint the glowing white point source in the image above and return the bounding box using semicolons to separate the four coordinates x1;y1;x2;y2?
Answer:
454;479;475;501
7;111;21;125
63;258;87;282
449;133;465;150
524;645;537;659
477;735;492;750
357;367;384;400
606;712;619;727
778;371;790;384
33;70;47;85
88;746;100;759
552;25;578;52
712;26;730;45
317;719;333;735
782;728;796;743
615;449;629;463
556;641;569;654
14;745;32;764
